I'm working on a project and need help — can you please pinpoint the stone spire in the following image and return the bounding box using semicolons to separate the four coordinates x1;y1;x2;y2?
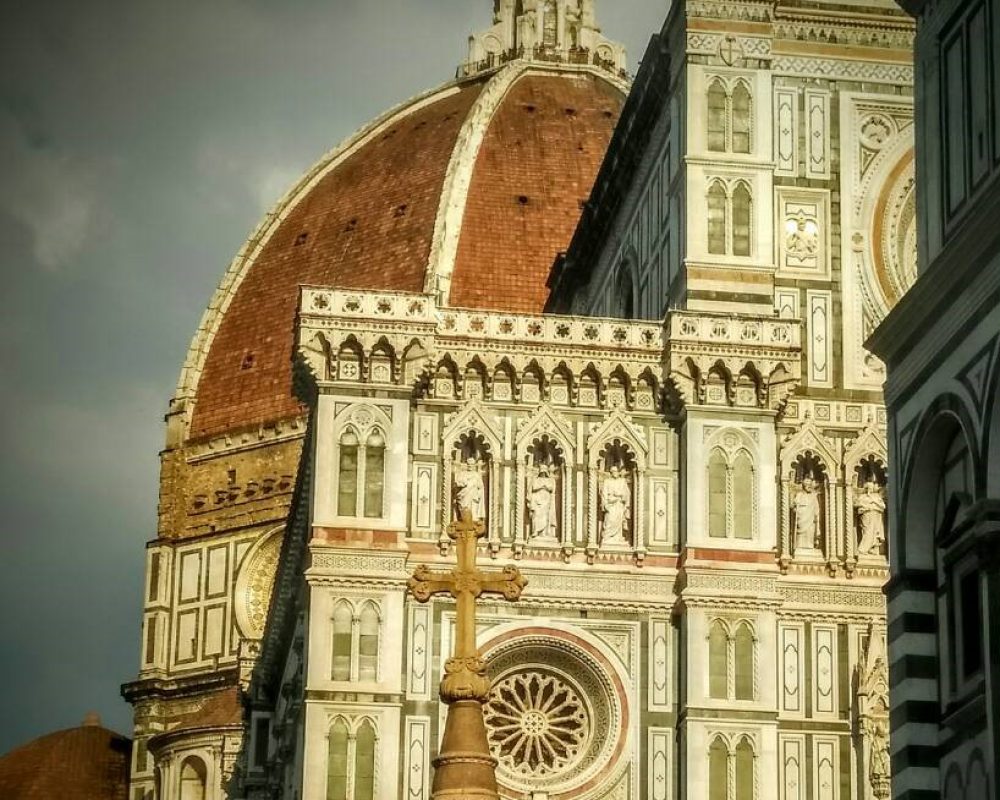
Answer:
461;0;626;78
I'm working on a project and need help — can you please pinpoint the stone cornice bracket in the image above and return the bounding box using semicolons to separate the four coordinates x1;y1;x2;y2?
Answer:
664;310;802;413
296;286;440;397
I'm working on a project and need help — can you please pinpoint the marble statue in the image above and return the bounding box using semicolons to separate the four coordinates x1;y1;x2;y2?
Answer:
600;465;630;545
793;476;821;552
855;480;886;556
455;457;487;521
528;463;558;540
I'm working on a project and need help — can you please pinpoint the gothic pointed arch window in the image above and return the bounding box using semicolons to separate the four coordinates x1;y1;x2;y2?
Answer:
732;182;753;256
708;181;728;255
709;737;729;800
731;82;752;154
735;737;755;799
542;0;558;48
327;719;350;800
708;449;728;538
337;428;360;517
179;757;207;800
709;620;729;699
615;258;636;319
353;720;377;800
707;80;728;152
706;438;757;541
363;429;385;518
332;601;353;681
732;451;754;539
358;602;380;682
706;76;753;154
734;622;755;700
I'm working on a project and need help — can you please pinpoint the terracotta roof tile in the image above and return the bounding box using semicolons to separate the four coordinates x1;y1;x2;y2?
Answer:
450;73;623;312
190;82;486;439
0;723;130;800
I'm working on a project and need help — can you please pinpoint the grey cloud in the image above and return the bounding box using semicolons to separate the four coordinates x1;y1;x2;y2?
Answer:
0;0;668;754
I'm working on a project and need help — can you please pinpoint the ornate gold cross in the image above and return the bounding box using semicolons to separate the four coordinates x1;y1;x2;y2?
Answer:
408;509;526;800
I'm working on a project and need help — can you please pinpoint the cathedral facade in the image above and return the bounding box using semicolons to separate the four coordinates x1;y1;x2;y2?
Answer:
122;3;918;800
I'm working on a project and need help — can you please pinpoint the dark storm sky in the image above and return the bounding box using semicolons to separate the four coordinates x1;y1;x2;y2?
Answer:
0;0;667;752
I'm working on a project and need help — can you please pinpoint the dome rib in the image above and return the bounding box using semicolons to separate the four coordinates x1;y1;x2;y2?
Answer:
177;62;627;442
173;78;482;441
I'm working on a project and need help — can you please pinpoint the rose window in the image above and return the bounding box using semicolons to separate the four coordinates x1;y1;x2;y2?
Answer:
485;671;589;776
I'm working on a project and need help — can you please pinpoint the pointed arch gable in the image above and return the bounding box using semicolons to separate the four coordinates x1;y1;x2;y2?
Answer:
441;399;504;455
587;410;648;469
780;416;838;475
515;404;576;461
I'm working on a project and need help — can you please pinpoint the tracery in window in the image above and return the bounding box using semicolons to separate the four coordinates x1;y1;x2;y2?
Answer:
706;77;753;154
707;180;753;257
331;599;382;683
708;618;756;702
336;412;388;521
706;442;757;540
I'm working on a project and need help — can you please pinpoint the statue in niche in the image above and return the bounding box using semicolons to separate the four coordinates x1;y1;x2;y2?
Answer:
855;479;887;556
454;456;487;521
792;473;822;553
600;464;631;546
527;462;558;541
867;717;891;796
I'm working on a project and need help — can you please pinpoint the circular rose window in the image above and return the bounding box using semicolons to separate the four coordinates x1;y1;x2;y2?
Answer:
485;669;590;776
482;634;628;800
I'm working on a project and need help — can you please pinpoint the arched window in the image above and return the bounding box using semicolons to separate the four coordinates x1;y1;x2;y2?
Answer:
935;429;972;531
615;262;635;319
363;430;385;519
708;449;728;538
731;83;752;154
709;621;729;699
327;719;350;800
735;737;755;799
179;757;207;800
358;603;380;682
337;419;388;521
708;182;728;255
732;183;752;257
734;623;755;700
354;721;377;800
338;429;360;517
732;452;754;539
332;602;353;681
707;80;728;152
709;737;729;800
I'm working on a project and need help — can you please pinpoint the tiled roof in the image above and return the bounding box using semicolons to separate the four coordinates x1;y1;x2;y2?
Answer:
188;67;624;440
450;73;623;312
0;721;130;800
167;686;243;733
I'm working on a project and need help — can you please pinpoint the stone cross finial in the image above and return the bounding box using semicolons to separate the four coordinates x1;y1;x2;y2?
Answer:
408;509;526;800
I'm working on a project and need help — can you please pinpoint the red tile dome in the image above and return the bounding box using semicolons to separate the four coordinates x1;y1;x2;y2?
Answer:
178;64;626;441
0;718;130;800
